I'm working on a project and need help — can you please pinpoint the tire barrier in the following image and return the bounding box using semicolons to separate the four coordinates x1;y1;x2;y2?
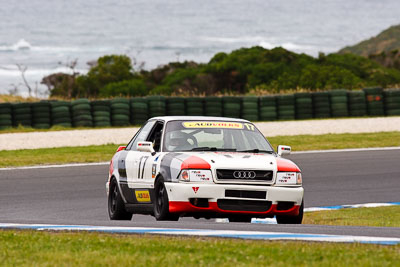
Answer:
0;103;13;130
186;97;204;116
130;97;148;125
32;101;51;129
330;89;348;117
71;98;93;127
91;100;111;127
383;89;400;116
347;91;367;117
204;97;222;117
363;87;385;116
1;89;399;130
222;96;241;118
167;97;186;116
51;101;72;127
12;102;32;127
147;95;166;117
295;93;313;120
241;96;259;121
312;92;331;118
111;98;130;126
277;94;295;120
259;96;277;121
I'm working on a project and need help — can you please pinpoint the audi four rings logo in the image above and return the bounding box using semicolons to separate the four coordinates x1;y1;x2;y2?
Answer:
233;171;256;179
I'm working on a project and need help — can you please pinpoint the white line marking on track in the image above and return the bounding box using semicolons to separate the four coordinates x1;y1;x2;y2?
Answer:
0;223;398;245
292;146;400;154
1;146;400;170
0;162;109;171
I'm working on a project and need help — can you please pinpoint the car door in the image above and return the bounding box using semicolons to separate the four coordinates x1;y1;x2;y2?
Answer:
125;120;164;189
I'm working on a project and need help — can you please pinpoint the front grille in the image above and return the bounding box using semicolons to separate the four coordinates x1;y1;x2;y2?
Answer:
225;190;266;199
216;169;273;182
217;199;272;212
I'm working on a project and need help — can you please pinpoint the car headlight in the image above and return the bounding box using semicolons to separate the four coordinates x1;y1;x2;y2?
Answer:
276;172;302;185
179;169;213;182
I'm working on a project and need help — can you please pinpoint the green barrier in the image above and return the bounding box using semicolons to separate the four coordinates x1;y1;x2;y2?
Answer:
363;87;384;116
51;101;72;127
204;97;222;117
131;97;148;125
32;101;51;128
347;91;367;117
277;94;295;120
329;89;348;117
71;98;93;127
0;103;13;129
167;97;185;116
186;97;204;116
295;93;313;120
222;96;241;118
91;100;111;127
147;95;166;117
259;96;277;121
12;103;32;127
241;96;259;121
111;98;130;126
383;88;400;116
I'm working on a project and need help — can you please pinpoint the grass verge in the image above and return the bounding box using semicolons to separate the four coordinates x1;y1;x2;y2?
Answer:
0;144;119;167
268;131;400;151
0;230;398;266
1;132;399;167
304;206;400;227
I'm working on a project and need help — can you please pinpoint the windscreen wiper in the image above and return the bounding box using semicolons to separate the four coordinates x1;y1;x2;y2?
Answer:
238;149;273;153
189;147;237;152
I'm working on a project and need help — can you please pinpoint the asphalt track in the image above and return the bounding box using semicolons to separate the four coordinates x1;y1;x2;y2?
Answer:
1;149;399;238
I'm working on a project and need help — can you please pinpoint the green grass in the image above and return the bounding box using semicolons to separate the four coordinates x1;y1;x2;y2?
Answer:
304;206;400;227
0;144;120;167
0;230;398;266
1;131;399;167
268;131;400;151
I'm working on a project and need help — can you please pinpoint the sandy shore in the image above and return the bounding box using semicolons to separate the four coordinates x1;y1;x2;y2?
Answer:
1;116;399;151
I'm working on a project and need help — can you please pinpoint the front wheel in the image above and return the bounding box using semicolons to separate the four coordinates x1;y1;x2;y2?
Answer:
153;178;179;221
108;178;133;220
276;200;304;224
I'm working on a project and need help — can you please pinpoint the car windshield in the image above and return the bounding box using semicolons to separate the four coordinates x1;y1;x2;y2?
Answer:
163;120;274;153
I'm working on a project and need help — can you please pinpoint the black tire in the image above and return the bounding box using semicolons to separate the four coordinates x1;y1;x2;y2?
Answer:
228;215;252;223
153;178;179;221
108;178;132;220
276;200;304;224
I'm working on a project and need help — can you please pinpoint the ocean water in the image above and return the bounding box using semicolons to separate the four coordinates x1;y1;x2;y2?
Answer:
0;0;400;96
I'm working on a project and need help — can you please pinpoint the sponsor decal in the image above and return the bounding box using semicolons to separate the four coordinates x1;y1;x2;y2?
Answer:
154;156;159;162
135;190;151;202
192;187;199;194
152;164;157;178
182;121;243;129
276;172;297;184
189;170;211;181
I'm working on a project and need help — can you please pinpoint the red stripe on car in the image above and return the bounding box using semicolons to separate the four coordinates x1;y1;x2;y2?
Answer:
276;158;301;172
181;156;211;170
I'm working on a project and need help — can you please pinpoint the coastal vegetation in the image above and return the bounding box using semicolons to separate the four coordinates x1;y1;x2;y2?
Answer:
42;47;400;99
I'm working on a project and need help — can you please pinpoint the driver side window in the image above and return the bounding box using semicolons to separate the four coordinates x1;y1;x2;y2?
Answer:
126;120;156;151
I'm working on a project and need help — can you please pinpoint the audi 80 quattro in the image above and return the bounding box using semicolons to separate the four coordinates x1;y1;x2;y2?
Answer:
106;116;304;223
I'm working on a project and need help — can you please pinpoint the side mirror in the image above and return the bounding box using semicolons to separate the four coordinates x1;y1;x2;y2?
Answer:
116;146;126;152
137;141;155;154
277;145;291;156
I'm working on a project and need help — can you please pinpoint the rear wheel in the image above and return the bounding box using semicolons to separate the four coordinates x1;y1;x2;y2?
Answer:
108;178;133;220
276;200;304;224
154;178;179;221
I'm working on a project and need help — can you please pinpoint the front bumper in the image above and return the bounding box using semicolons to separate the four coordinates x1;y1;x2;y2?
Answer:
165;182;304;217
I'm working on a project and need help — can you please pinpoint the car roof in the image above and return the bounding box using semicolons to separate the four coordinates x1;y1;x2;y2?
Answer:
150;116;251;123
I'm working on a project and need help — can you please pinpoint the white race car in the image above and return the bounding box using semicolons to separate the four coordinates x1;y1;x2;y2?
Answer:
106;116;304;223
